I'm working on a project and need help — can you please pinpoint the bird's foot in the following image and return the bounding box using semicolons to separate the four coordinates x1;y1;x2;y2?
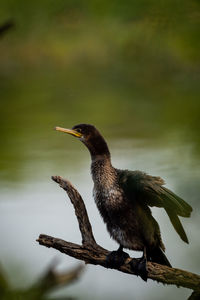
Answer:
106;250;130;269
129;257;148;282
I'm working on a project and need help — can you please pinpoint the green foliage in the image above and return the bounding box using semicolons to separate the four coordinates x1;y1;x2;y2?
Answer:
0;0;200;181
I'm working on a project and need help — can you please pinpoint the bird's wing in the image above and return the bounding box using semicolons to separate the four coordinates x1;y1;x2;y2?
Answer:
117;169;192;243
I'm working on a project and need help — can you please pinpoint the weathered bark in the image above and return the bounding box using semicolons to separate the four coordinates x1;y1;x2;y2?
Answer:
37;176;200;299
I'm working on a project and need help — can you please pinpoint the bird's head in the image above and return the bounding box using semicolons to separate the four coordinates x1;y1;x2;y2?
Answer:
55;124;110;159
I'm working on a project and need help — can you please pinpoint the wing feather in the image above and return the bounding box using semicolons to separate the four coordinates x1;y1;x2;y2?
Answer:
117;169;192;243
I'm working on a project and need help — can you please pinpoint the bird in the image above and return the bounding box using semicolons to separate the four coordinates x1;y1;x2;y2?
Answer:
55;124;192;280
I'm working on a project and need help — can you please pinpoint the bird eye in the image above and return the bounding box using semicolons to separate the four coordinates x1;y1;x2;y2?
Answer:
76;128;82;133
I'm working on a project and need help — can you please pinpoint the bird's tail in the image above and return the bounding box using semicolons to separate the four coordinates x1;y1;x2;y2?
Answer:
148;247;172;267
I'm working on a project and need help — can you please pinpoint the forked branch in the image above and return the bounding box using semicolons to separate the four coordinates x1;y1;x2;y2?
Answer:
37;176;200;298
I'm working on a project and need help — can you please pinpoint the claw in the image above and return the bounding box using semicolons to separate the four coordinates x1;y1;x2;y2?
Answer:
129;247;148;281
106;246;129;268
129;257;148;281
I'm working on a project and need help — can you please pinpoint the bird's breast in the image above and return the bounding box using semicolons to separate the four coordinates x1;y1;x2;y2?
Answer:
93;184;145;250
93;184;124;212
93;183;131;230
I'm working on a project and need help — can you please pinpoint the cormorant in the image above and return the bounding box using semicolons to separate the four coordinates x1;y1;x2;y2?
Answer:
55;124;192;281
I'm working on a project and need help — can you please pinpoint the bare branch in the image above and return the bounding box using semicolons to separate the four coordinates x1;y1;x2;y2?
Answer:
29;263;84;296
37;234;200;291
37;176;200;293
51;176;97;247
0;261;83;300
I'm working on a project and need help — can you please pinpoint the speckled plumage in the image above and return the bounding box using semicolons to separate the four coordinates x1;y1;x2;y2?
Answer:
91;157;164;252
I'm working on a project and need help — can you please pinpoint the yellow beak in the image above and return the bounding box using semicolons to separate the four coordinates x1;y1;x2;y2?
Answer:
55;126;82;138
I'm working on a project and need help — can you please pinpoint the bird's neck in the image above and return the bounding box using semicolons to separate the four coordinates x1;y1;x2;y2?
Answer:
91;155;116;188
84;134;111;161
83;133;116;185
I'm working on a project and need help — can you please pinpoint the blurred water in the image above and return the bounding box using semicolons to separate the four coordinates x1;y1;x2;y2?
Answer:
0;135;199;300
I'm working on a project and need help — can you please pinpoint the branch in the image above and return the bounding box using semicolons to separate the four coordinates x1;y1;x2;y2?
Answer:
0;260;83;300
28;262;84;298
50;176;96;247
37;176;200;295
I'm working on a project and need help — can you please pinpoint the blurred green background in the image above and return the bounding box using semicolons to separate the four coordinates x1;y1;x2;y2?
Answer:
0;0;199;299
